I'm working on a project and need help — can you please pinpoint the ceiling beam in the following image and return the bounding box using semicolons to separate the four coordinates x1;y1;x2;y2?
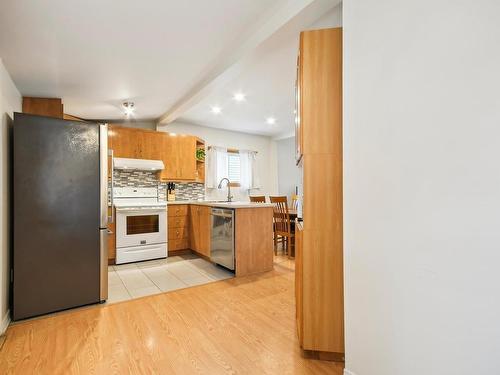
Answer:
157;0;340;126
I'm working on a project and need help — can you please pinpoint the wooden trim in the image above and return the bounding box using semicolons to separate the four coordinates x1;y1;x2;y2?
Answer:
63;113;87;122
168;249;193;257
302;350;345;362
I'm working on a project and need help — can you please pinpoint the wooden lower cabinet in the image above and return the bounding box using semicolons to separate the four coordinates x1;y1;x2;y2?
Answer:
168;205;190;252
189;205;211;258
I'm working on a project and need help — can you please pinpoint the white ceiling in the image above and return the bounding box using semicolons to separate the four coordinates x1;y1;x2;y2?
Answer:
0;0;341;137
177;3;343;138
0;0;287;119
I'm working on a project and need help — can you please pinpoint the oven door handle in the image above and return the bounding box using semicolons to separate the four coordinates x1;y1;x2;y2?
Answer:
116;208;166;214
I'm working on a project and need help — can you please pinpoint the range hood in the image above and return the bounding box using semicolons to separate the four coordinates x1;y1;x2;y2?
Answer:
113;157;164;171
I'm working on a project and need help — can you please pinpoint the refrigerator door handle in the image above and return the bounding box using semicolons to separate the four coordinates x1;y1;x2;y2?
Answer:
99;229;108;301
99;124;109;228
108;149;114;224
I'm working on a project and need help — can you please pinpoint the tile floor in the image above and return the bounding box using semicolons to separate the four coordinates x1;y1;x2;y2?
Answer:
107;253;234;304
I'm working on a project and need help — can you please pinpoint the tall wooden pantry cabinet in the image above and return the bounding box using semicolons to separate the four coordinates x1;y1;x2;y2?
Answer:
294;27;344;361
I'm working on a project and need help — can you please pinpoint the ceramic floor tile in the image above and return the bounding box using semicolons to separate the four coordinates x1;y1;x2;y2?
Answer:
107;282;131;304
198;264;234;280
108;271;123;287
142;268;187;292
113;262;139;271
128;285;162;299
136;258;169;269
182;274;213;287
187;257;214;270
167;262;205;280
165;256;184;264
117;268;156;290
179;253;198;261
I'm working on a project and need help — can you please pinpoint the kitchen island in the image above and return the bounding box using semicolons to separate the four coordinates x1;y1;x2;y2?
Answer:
167;201;274;277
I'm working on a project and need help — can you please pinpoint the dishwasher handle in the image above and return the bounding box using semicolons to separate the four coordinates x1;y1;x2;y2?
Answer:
211;208;234;218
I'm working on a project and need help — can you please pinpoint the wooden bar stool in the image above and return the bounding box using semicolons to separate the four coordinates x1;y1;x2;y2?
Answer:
270;196;293;256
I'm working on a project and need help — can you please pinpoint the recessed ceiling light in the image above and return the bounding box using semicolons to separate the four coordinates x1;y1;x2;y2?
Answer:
233;92;246;102
211;106;222;114
266;117;276;125
123;102;135;116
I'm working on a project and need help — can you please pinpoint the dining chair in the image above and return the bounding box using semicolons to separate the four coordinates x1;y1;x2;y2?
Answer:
249;195;266;203
291;194;300;210
269;196;293;256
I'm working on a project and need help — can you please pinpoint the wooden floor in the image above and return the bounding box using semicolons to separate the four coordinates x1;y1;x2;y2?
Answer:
0;256;343;375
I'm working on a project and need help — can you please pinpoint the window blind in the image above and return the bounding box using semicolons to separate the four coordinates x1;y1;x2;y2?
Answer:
227;152;241;183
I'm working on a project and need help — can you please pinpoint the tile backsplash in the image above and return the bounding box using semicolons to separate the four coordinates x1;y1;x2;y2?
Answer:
114;170;157;188
158;182;205;201
112;169;205;201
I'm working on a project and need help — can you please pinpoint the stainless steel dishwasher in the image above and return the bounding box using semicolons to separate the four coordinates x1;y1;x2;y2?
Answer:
210;208;235;271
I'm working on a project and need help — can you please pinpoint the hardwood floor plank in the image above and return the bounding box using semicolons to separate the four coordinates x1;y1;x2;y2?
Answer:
0;260;343;375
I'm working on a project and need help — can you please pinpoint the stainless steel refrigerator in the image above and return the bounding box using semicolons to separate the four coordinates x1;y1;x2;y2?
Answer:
12;113;108;320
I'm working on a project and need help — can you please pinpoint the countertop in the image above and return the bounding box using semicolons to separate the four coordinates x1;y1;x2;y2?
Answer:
165;200;273;209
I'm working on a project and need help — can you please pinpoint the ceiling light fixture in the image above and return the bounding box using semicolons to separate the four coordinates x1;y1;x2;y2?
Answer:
211;106;222;114
233;92;246;102
123;102;135;116
266;117;276;125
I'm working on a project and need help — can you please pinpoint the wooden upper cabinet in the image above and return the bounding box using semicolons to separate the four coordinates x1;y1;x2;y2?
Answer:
159;133;177;181
108;126;142;158
159;134;197;181
177;136;197;180
108;125;200;182
23;97;63;119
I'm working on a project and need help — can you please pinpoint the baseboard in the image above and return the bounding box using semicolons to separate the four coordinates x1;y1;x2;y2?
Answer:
344;369;357;375
0;309;10;335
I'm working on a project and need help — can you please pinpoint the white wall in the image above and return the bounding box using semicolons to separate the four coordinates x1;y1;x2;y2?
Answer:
276;136;301;200
0;59;21;334
157;121;278;201
344;1;500;374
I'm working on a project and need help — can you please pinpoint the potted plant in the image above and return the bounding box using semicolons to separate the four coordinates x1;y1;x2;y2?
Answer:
196;147;205;161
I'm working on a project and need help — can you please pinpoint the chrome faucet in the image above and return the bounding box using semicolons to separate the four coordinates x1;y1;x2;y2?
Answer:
218;178;233;202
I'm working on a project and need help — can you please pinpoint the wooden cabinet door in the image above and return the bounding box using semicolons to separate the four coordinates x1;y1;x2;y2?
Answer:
159;133;179;181
109;126;163;160
177;136;196;180
198;206;211;257
109;126;141;158
189;205;200;252
140;131;162;160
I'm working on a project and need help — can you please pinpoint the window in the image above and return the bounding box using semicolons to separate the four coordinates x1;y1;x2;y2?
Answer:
227;152;241;183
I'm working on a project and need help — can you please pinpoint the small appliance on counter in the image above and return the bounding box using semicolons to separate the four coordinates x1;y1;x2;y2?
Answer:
167;182;176;201
114;187;168;264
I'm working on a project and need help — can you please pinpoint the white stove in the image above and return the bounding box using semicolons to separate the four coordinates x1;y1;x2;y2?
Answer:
114;187;167;209
113;187;168;264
